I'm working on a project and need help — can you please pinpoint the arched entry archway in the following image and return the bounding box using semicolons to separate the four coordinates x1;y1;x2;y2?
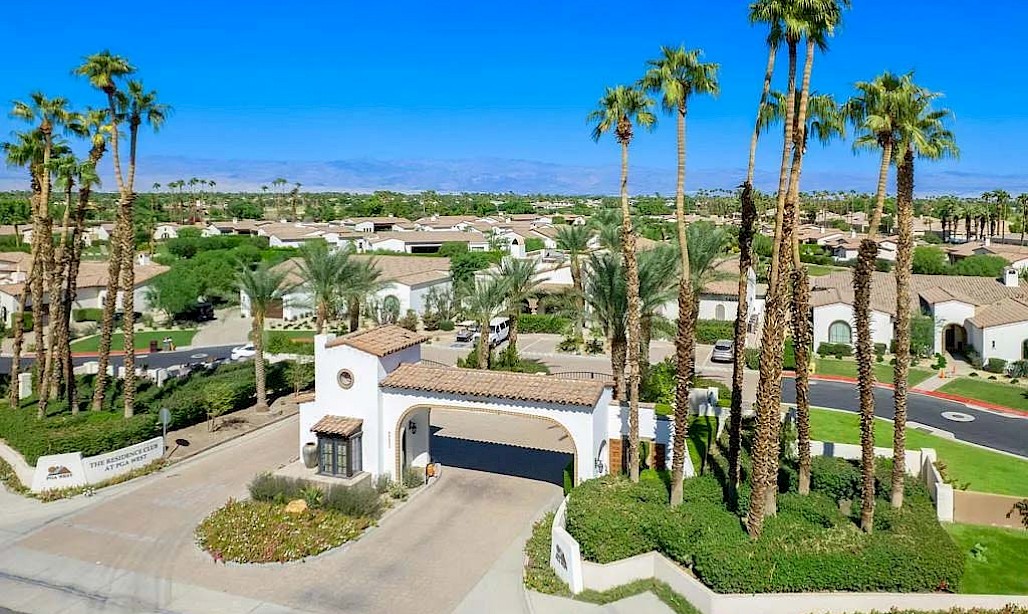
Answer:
394;404;579;487
944;324;968;354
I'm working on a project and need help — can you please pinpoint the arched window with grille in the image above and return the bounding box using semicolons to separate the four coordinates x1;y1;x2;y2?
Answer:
828;320;852;344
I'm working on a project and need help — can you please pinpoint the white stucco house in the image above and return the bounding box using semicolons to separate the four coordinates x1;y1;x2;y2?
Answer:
294;325;695;484
244;254;453;321
810;268;1028;363
368;231;490;254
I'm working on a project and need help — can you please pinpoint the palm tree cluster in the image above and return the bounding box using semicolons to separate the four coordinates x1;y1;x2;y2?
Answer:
4;51;169;419
584;0;958;540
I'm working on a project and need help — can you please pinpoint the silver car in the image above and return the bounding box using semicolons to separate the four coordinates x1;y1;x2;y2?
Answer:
711;339;734;363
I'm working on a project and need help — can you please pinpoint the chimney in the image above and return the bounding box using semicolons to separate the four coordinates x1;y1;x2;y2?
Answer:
1003;267;1019;288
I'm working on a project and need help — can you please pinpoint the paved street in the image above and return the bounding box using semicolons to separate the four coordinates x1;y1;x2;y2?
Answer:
0;412;564;614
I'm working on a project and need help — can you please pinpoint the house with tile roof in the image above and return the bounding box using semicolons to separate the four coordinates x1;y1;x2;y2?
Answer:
368;230;490;254
293;325;701;485
810;268;1028;363
251;254;452;321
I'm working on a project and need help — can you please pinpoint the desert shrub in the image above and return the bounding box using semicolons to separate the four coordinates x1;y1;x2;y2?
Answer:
322;483;385;518
523;512;572;596
517;313;570;334
984;358;1007;374
967;349;983;370
249;472;304;503
437;319;455;331
557;334;582;352
397;309;419;332
402;466;425;488
1007;360;1028;378
695;319;734;344
250;472;384;519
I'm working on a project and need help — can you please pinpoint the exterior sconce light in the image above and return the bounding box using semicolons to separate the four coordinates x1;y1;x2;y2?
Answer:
408;419;417;435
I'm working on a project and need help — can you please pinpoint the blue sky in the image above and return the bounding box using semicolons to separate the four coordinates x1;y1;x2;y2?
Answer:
2;1;1027;194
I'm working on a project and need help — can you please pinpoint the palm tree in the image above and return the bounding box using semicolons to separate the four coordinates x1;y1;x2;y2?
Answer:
237;264;293;411
758;89;845;495
344;258;386;332
845;71;917;531
730;0;782;496
295;242;350;333
588;85;655;483
584;252;628;399
748;0;846;537
115;80;170;418
1017;194;1028;246
555;224;592;340
464;277;509;369
890;83;957;514
637;245;678;370
640;44;719;505
272;177;287;220
491;257;542;356
76;51;136;413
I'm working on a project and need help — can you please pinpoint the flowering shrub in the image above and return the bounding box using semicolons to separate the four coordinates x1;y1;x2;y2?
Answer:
195;498;371;563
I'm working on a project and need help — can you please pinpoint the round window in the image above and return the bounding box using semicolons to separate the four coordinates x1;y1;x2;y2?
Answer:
337;369;354;389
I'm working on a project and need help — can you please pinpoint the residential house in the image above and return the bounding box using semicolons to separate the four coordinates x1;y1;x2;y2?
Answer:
809;268;1028;363
413;215;480;232
368;231;490;254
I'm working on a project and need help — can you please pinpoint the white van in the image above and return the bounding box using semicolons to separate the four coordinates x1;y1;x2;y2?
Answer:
473;317;510;347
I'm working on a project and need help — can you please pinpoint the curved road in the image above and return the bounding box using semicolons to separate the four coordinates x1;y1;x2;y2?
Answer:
0;345;238;374
781;378;1028;457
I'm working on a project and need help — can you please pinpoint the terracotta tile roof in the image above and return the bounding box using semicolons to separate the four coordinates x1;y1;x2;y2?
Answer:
370;230;487;244
381;363;607;407
969;296;1028;328
414;215;479;227
310;415;363;437
346;216;411;225
273;254;450;287
809;270;1028;316
325;325;429;356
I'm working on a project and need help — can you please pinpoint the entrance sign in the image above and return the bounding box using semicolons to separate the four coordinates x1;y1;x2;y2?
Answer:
31;437;164;493
550;498;584;592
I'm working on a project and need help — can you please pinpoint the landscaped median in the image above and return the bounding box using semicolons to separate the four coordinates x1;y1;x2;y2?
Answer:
195;471;424;564
525;418;1028;613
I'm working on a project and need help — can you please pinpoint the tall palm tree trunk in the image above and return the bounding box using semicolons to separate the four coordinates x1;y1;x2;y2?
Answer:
119;194;138;418
855;240;877;532
730;43;775;498
33;135;57;418
477;319;490;370
748;37;799;538
9;257;36;409
611;334;626;402
784;38;817;497
348;297;360;332
619;138;643;484
90;220;125;411
671;101;694;506
253;315;269;412
42;192;75;408
891;146;915;509
571;257;584;341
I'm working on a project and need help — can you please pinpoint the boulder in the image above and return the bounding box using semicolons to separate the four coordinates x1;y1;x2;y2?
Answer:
284;499;308;514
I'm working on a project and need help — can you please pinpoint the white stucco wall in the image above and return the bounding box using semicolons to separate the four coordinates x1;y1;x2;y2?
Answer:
932;300;976;355
979;321;1028;363
812;303;892;348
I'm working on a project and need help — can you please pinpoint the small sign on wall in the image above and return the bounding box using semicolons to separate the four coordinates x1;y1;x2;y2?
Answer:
30;453;87;492
550;523;584;593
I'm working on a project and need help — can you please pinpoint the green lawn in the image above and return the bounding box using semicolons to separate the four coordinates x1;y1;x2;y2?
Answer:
804;263;845;277
814;357;934;387
945;523;1028;595
648;410;713;474
266;330;317;342
938;378;1028;411
809;408;1028;496
70;329;197;352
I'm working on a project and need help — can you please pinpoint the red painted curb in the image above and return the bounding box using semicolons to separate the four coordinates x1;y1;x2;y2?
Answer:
782;371;1028;417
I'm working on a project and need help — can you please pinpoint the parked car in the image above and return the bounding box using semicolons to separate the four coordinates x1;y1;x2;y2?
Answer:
472;317;511;348
455;321;478;343
711;339;734;363
230;343;256;361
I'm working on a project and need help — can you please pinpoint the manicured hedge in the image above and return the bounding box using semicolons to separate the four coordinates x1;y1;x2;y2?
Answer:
695;320;734;344
818;342;853;358
565;462;964;594
0;406;158;466
73;308;104;322
517;314;570;335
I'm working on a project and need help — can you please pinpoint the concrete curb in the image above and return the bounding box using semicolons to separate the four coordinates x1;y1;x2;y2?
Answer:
783;372;1028;418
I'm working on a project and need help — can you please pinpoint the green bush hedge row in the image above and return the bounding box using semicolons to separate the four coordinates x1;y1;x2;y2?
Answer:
565;461;963;593
695;320;734;344
817;342;853;358
73;308;104;322
517;314;570;335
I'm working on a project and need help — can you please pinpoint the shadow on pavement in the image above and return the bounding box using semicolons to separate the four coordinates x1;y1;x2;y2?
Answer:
429;428;572;487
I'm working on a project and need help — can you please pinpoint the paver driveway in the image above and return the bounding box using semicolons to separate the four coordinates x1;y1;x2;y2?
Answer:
1;412;564;614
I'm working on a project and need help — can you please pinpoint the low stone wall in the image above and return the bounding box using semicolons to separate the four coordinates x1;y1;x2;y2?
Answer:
954;490;1026;529
922;449;955;523
809;440;923;476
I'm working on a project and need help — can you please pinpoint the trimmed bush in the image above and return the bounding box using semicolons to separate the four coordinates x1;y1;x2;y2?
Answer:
438;319;455;331
809;456;860;502
984;358;1007;374
817;342;853;358
0;406;158;466
517;313;570;334
695;320;734;344
73;308;104;322
250;472;384;519
565;468;964;594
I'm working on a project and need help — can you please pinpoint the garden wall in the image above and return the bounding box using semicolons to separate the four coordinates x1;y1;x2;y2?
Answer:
953;490;1026;529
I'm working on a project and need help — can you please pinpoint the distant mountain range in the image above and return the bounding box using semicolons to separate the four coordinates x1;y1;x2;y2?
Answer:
1;155;1024;196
